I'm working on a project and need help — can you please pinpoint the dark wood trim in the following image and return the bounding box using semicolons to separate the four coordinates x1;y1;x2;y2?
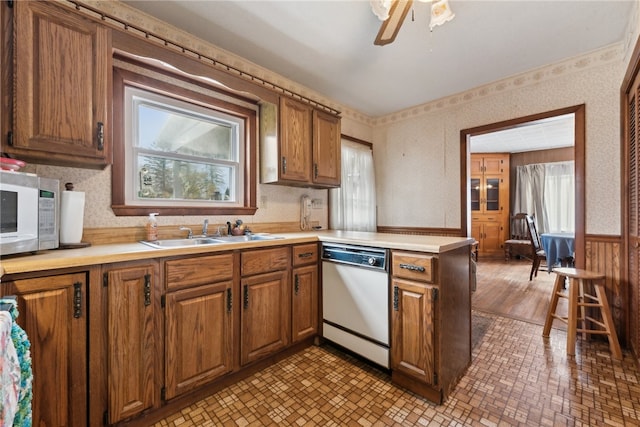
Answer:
341;134;373;149
460;104;586;268
377;226;463;237
1;2;13;154
585;234;623;243
620;32;640;358
622;34;640;94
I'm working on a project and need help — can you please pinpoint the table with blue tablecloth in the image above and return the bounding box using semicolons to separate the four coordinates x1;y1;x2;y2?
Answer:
540;232;575;272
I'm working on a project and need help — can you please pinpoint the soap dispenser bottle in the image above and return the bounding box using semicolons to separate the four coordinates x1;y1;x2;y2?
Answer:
146;213;159;241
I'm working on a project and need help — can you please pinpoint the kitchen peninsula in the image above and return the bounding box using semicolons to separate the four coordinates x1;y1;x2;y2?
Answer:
0;231;472;426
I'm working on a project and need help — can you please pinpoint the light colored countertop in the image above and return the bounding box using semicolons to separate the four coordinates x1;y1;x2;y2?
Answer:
0;231;472;278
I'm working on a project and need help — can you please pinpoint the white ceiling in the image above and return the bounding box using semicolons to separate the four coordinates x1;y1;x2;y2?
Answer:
470;113;575;153
122;0;634;151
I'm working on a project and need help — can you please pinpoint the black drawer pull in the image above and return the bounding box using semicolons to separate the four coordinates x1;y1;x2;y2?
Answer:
298;252;314;259
399;263;425;273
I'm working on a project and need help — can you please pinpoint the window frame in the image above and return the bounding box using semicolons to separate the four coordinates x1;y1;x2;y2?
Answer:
112;62;258;216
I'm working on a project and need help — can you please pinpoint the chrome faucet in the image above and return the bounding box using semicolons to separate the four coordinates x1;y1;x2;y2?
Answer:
202;219;209;236
180;226;193;239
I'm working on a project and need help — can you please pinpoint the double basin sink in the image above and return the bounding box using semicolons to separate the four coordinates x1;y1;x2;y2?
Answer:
140;234;284;249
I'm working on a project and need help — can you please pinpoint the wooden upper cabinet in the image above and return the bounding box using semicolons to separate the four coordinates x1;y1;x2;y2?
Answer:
263;96;341;188
9;1;111;167
312;109;341;186
280;97;312;183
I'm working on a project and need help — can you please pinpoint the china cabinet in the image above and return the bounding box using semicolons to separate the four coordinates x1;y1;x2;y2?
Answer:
470;153;510;257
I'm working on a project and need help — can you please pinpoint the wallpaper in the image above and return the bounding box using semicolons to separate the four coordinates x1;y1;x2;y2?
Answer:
30;0;636;236
373;44;626;236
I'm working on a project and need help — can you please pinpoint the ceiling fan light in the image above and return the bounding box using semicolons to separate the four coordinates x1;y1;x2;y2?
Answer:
370;0;393;21
429;0;455;30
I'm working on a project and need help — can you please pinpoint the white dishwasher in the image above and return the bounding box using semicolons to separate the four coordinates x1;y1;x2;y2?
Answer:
321;243;390;368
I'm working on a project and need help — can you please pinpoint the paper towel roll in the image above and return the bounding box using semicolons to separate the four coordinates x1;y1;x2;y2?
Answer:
60;190;85;244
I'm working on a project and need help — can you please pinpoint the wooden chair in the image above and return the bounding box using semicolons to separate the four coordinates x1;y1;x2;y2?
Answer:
504;213;533;261
525;215;547;280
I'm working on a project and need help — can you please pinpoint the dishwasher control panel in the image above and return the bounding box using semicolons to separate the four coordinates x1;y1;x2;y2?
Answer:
321;243;388;270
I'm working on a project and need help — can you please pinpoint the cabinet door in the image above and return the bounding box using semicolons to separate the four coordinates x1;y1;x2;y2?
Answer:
2;273;87;427
391;278;437;387
482;156;506;174
165;281;234;399
280;97;312;182
481;221;503;254
241;270;290;365
312;110;341;186
12;1;110;167
106;264;157;423
292;264;318;342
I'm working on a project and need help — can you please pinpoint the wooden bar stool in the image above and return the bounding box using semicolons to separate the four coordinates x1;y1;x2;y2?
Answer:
542;267;622;360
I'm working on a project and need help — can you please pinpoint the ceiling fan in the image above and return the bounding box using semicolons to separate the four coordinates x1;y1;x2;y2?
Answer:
372;0;455;46
373;0;414;46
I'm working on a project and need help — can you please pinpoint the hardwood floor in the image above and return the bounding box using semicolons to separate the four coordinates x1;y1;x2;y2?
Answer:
472;257;567;328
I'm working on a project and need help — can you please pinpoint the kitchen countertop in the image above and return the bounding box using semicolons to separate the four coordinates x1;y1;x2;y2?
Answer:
0;230;472;278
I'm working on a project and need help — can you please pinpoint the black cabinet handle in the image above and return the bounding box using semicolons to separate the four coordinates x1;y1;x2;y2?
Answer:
73;282;82;318
226;288;232;313
143;274;151;306
393;285;399;311
97;122;104;151
282;156;287;174
294;275;299;295
298;252;314;259
243;285;249;309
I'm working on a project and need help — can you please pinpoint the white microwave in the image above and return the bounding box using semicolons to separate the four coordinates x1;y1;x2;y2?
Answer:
0;170;59;256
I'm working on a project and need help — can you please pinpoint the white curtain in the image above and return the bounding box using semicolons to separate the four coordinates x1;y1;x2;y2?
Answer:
513;161;574;234
329;140;377;231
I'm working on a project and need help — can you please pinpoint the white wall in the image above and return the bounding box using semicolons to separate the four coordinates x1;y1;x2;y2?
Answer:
372;43;626;236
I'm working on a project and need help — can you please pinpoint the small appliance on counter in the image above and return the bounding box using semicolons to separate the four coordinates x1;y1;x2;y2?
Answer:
59;183;90;249
0;170;60;256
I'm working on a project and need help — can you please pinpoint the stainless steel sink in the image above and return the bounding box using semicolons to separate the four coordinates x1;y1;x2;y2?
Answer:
140;237;223;249
212;234;284;242
140;234;283;249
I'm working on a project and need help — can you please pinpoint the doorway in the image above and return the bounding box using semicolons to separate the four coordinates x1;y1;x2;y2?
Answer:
460;104;586;269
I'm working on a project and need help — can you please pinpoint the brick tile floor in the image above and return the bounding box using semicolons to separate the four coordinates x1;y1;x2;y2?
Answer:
154;312;640;426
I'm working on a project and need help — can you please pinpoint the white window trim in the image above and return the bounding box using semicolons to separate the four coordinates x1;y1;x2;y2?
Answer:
123;86;245;208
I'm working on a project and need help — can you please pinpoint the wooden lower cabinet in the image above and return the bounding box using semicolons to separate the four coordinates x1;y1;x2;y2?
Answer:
391;277;437;387
241;270;290;365
240;247;291;365
104;262;160;424
2;272;88;426
471;219;503;256
292;243;319;342
292;264;318;342
390;248;470;404
164;253;236;400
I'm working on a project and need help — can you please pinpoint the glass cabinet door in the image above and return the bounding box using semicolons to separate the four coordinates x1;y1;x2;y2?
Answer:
471;178;480;211
485;177;500;211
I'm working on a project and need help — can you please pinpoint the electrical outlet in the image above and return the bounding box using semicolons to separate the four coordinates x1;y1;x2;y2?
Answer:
260;195;268;208
311;199;322;209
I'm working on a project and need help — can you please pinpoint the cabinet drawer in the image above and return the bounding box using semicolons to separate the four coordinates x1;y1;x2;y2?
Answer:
392;251;436;283
241;247;290;276
292;243;318;266
166;253;234;290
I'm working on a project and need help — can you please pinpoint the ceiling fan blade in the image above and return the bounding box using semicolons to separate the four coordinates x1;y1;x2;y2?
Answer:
374;0;414;46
